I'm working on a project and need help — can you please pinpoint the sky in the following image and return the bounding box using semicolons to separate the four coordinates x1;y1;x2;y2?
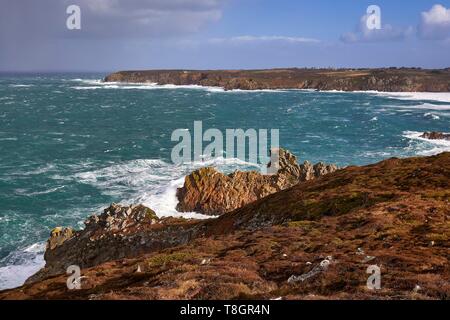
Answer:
1;0;450;72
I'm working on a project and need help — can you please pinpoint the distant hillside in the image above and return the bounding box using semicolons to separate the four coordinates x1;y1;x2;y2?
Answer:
104;68;450;92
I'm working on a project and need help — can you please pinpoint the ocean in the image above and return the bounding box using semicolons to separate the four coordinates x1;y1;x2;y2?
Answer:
0;73;449;290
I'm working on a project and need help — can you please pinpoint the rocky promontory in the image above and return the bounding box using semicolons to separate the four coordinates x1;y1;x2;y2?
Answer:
104;68;450;92
176;149;338;215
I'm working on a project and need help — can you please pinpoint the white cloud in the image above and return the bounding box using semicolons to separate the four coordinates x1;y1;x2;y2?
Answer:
74;0;226;37
419;4;450;40
210;35;320;44
341;14;413;43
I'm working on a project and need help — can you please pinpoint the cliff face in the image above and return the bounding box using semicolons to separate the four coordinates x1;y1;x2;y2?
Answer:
1;152;449;300
104;68;450;92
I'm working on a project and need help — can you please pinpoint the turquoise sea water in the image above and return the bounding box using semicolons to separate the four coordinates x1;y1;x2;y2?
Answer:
0;73;449;289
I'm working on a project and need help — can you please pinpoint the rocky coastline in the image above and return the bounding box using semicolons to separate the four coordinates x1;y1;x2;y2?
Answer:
104;68;450;92
1;147;449;300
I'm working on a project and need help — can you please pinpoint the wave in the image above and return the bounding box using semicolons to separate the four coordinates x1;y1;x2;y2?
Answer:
315;90;450;104
72;156;259;219
26;186;65;197
71;83;224;92
0;243;45;290
369;92;450;103
383;103;450;111
424;113;440;120
403;131;450;156
8;84;34;88
69;79;296;93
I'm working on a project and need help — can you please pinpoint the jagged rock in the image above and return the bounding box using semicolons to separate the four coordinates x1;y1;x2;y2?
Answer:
84;203;159;232
421;131;450;141
176;149;338;215
25;204;198;285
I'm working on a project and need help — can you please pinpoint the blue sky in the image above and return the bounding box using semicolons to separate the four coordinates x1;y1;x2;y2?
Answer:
213;1;420;40
1;0;449;71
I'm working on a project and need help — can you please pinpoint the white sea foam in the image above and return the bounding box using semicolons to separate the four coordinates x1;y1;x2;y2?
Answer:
70;79;224;92
27;186;65;196
0;243;45;290
403;131;450;156
367;91;450;103
70;79;295;93
424;113;440;120
313;90;450;104
9;84;34;88
73;156;259;219
71;84;222;91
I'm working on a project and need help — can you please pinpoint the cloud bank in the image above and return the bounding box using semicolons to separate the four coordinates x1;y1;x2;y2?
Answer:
419;4;450;40
0;0;227;40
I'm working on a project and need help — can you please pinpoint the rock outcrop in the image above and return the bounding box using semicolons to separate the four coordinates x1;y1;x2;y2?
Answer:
176;149;338;215
26;204;202;284
2;152;449;300
104;68;450;92
421;131;450;141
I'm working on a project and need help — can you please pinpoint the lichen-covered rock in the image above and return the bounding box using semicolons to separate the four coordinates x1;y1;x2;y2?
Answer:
84;203;159;233
48;227;74;250
176;149;338;215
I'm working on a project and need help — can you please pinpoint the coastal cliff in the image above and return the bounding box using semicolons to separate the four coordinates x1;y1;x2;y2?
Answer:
1;151;449;300
104;68;450;92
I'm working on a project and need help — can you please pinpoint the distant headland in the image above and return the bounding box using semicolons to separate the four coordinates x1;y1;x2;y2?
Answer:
104;68;450;92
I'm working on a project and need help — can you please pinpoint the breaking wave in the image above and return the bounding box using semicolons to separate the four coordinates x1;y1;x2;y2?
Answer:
403;131;450;156
73;156;260;219
0;243;45;290
371;92;450;103
70;79;291;93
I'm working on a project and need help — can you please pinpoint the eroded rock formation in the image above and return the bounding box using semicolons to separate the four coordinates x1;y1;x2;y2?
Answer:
176;149;338;215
